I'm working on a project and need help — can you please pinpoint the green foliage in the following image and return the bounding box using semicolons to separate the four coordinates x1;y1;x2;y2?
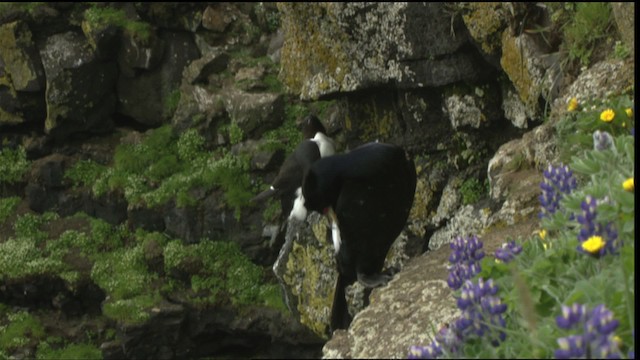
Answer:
13;212;58;244
431;94;635;359
460;178;487;205
0;196;20;224
36;342;102;360
164;239;284;308
228;122;244;145
65;160;107;189
0;146;29;185
613;41;631;60
91;245;159;324
84;4;152;41
164;89;181;118
91;125;253;215
261;102;306;154
176;128;206;161
0;311;46;351
562;2;614;67
556;94;634;163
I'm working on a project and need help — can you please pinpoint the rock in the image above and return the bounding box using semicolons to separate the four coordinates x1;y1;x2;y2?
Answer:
322;247;459;358
501;82;532;129
500;30;561;120
223;89;284;138
428;204;492;251
442;83;502;130
552;60;633;116
25;154;69;213
279;3;492;100
117;31;200;127
117;31;165;77
39;31;117;140
274;213;414;339
611;3;635;50
202;4;236;33
183;51;230;85
102;302;324;360
0;21;45;92
0;21;46;126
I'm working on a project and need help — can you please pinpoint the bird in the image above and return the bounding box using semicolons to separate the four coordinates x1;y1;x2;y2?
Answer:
251;114;335;219
291;142;417;333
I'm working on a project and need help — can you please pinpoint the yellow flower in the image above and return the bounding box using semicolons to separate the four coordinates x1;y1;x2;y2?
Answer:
538;229;547;240
567;97;579;112
581;236;605;254
623;178;634;192
600;109;615;122
625;108;633;118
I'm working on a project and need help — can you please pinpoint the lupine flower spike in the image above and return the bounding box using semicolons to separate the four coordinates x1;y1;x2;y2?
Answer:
555;303;622;359
539;164;577;219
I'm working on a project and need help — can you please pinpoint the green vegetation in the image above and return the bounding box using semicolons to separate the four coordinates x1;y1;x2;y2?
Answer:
261;103;306;154
547;2;616;69
0;196;20;224
164;239;282;308
228;122;245;145
0;146;29;185
164;89;182;118
0;311;46;351
556;94;634;163
36;343;102;360
72;125;254;217
413;93;635;358
64;159;107;189
83;4;152;41
460;178;487;205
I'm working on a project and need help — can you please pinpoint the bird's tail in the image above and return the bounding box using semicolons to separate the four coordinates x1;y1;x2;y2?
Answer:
330;273;352;334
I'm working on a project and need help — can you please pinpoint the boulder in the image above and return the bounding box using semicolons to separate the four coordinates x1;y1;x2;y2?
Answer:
223;88;284;138
39;31;117;140
0;21;46;126
117;31;201;127
278;3;493;100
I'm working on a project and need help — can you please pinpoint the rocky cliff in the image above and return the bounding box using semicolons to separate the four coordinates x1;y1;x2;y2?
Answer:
0;2;634;359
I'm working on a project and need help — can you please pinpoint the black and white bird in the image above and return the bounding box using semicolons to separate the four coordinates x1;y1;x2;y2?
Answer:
251;115;335;219
291;142;417;332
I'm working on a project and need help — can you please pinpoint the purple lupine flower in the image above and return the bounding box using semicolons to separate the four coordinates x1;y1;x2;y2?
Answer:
494;240;523;263
539;164;577;219
554;303;622;359
629;329;635;359
576;196;621;256
447;235;485;290
454;278;507;346
408;323;463;359
593;130;614;151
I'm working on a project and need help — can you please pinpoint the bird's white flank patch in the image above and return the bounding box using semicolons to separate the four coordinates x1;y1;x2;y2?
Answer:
312;132;336;158
289;187;307;221
327;208;341;254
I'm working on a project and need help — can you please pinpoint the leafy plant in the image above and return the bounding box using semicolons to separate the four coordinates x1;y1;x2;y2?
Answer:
410;93;635;359
460;178;487;205
84;4;152;41
562;3;614;67
0;146;29;185
0;196;21;224
0;311;46;351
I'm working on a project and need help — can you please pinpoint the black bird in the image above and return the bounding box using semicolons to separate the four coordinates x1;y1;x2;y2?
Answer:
252;115;335;219
292;142;417;332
